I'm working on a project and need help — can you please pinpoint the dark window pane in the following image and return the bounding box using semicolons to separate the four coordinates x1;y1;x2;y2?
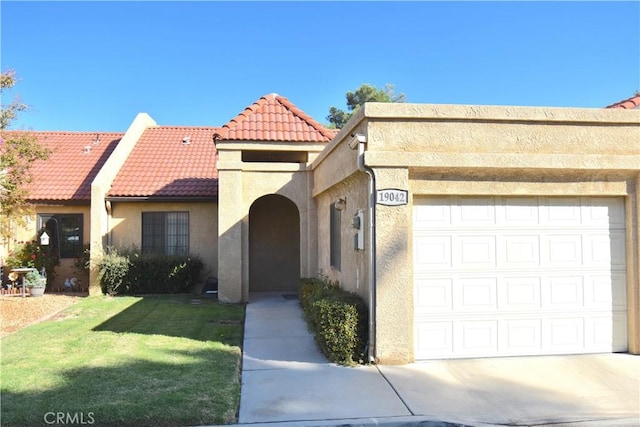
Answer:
330;203;341;270
142;212;189;256
37;214;83;258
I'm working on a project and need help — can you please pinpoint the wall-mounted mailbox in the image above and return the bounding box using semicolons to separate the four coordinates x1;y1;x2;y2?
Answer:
352;210;364;251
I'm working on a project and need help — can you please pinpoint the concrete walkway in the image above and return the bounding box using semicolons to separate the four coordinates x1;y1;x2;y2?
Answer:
236;292;640;427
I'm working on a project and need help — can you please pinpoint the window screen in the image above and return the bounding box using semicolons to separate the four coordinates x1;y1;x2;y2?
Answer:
142;212;189;256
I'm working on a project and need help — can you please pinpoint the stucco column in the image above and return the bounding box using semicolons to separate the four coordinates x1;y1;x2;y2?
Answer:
628;173;640;354
89;113;156;295
373;167;413;364
217;149;245;303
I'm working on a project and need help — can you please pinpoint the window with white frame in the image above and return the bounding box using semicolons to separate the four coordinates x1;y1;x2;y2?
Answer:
142;212;189;256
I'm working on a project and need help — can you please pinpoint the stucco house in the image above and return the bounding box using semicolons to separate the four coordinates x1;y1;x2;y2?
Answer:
2;93;639;364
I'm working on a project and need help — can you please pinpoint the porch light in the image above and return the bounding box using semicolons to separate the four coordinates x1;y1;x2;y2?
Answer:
40;231;50;246
335;197;347;211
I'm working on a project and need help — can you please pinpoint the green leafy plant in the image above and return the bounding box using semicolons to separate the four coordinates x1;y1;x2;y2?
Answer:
5;235;59;286
97;246;131;296
298;276;368;365
97;246;204;295
24;270;46;288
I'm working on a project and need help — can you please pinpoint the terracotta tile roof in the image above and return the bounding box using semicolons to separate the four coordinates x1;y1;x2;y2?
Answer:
218;93;336;142
605;94;640;109
108;126;218;198
2;131;123;202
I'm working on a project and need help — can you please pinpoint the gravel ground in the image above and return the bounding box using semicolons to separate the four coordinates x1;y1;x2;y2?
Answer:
0;294;81;337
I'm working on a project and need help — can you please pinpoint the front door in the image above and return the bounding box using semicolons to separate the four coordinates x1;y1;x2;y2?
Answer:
249;194;300;292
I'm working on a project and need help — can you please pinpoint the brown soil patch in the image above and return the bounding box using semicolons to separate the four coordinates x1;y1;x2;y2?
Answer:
0;294;81;337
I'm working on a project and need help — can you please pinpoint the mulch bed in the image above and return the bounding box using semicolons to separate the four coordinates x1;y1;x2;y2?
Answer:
0;294;82;337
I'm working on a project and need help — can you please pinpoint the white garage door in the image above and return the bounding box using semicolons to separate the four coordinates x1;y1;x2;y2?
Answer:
413;196;628;360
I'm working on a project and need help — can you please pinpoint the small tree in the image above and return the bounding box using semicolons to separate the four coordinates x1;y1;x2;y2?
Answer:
326;83;406;129
0;70;50;243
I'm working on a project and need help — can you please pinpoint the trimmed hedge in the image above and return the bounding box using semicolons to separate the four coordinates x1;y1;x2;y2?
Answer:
298;277;368;365
98;247;204;295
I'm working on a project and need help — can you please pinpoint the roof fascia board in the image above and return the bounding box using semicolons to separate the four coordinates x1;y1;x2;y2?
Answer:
216;141;327;151
105;196;218;203
361;102;640;124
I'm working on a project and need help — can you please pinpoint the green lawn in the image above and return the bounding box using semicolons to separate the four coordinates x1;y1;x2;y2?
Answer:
1;295;245;427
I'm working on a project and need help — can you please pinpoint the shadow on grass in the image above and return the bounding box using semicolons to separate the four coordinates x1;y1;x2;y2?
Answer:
1;347;240;427
92;294;244;345
2;295;245;426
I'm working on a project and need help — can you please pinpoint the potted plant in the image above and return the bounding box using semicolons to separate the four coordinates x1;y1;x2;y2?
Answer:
25;270;46;297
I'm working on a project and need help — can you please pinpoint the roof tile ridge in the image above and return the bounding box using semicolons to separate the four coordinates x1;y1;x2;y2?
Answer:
219;96;269;135
274;95;335;140
153;125;217;131
6;130;124;135
605;94;640;109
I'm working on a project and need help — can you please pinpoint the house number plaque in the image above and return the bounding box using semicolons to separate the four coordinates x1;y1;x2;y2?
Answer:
376;189;408;206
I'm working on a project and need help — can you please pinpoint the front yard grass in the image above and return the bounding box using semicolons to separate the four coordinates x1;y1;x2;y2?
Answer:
1;295;245;426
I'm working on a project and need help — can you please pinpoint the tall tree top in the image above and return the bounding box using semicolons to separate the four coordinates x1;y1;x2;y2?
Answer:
327;83;406;129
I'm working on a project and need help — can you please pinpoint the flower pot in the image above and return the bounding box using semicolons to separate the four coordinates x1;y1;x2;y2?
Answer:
29;287;45;297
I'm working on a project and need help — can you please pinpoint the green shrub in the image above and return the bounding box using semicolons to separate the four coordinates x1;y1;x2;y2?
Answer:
5;236;59;286
97;246;204;295
298;276;368;365
97;247;131;296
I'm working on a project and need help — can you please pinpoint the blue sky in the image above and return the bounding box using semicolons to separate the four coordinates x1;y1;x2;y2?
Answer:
2;1;639;132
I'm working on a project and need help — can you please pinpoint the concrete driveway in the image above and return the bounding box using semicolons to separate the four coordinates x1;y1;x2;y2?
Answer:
238;293;640;426
378;354;640;426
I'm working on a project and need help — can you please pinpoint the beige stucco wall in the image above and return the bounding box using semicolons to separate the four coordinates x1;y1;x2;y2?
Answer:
4;205;91;290
314;102;640;364
89;113;157;293
216;142;324;303
109;201;219;283
314;173;370;302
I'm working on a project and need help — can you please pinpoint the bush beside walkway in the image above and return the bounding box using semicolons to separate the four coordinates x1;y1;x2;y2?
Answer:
299;277;368;366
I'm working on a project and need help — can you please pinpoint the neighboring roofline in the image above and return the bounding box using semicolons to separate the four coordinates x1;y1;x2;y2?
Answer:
27;199;91;206
105;196;218;203
605;94;640;109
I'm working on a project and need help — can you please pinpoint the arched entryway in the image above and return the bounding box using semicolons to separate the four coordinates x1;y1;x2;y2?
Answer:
249;194;300;292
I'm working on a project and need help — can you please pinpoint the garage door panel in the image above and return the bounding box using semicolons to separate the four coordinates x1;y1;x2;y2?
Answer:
590;316;615;348
414;198;452;227
457;236;497;268
457;277;498;311
500;235;541;266
588;274;628;308
543;197;583;224
545;276;584;308
457;321;498;354
612;312;629;352
544;234;583;265
499;197;540;225
414;235;451;269
501;277;542;309
611;273;628;308
413;196;628;360
502;319;542;351
415;278;452;313
546;317;585;350
584;230;626;266
583;197;625;227
415;322;454;357
455;197;496;225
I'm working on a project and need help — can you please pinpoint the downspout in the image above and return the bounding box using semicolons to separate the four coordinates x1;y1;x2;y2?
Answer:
350;133;377;363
